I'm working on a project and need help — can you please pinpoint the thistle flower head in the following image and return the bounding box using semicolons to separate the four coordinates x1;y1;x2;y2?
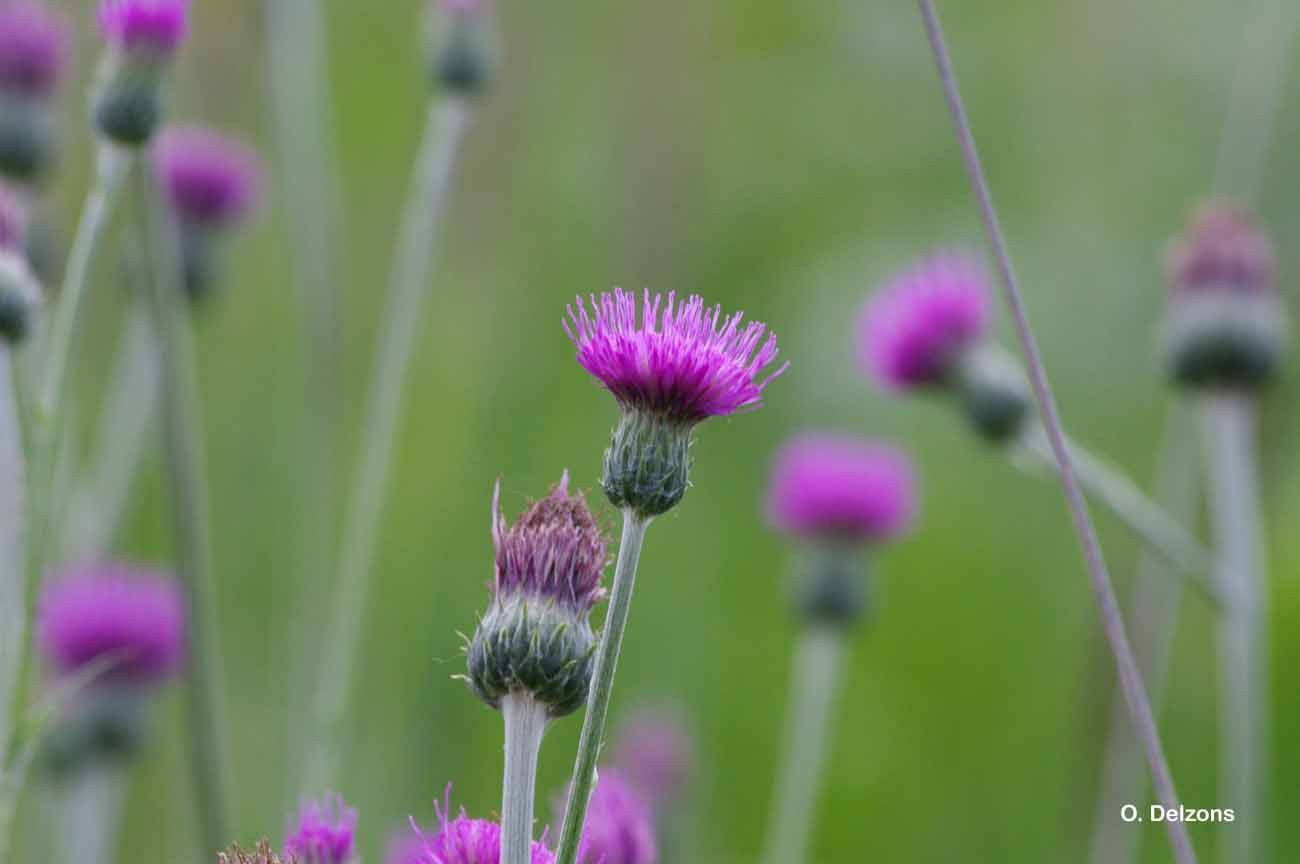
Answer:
219;842;290;864
37;563;186;686
98;0;189;56
0;2;68;97
152;126;261;230
610;708;693;806
423;788;556;864
575;771;658;864
858;252;990;392
284;795;358;864
566;288;786;424
766;434;917;544
0;184;25;252
386;825;431;864
1167;203;1275;297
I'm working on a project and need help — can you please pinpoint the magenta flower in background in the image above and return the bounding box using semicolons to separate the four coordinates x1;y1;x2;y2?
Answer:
767;434;917;544
98;0;190;55
1167;203;1275;297
575;771;657;864
610;708;693;806
0;184;25;252
423;789;556;864
858;251;990;393
153;126;261;230
566;288;786;424
285;795;358;864
385;825;429;864
0;2;69;97
37;563;186;686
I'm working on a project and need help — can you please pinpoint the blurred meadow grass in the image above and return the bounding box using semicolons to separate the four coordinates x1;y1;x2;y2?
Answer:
18;0;1300;860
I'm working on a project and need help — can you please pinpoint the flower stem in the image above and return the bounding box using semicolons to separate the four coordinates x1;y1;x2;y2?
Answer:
913;2;1196;861
1087;404;1200;864
302;96;470;792
501;692;549;864
1200;393;1269;864
55;764;125;864
759;626;844;864
0;352;25;771
139;169;232;856
555;510;652;864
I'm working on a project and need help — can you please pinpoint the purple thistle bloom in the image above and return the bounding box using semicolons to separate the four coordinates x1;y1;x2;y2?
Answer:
0;2;68;97
610;708;693;806
1167;203;1275;297
386;825;431;864
0;183;25;252
97;0;189;55
284;795;357;864
574;771;657;864
37;563;186;686
565;288;787;424
858;251;991;393
492;472;607;611
152;126;261;230
423;788;556;864
766;434;917;543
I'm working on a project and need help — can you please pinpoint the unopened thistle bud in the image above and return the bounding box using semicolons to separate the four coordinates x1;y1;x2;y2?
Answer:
219;842;291;864
423;787;557;864
467;474;608;718
430;0;492;95
284;795;358;864
566;288;787;517
36;563;187;771
859;251;1031;443
766;434;917;626
1163;203;1285;390
152;126;262;302
0;2;68;180
93;0;190;147
0;187;38;342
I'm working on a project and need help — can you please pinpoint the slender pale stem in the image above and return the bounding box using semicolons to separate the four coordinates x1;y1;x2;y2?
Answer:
55;765;125;864
1200;394;1268;864
914;3;1196;861
1014;422;1223;608
759;627;845;864
1087;404;1200;864
501;693;549;864
139;171;232;856
0;353;25;767
302;97;471;792
556;511;651;864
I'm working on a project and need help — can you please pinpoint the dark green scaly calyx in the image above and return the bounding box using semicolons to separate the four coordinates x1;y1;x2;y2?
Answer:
954;344;1031;444
467;593;597;718
793;542;869;629
431;10;493;95
602;409;693;517
42;686;150;776
0;93;56;181
0;253;40;344
1163;295;1285;391
92;55;165;147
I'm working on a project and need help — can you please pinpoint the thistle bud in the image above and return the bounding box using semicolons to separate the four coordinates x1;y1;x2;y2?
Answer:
431;0;493;95
467;474;608;718
1163;203;1286;390
0;3;68;180
92;0;190;147
954;343;1031;443
0;249;41;344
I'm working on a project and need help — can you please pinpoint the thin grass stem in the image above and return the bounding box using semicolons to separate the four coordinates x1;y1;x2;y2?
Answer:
0;353;25;771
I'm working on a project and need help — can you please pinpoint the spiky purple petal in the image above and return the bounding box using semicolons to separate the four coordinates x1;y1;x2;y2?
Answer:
422;788;556;864
284;795;357;864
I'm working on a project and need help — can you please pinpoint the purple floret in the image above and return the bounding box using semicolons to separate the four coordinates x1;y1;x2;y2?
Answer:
1166;203;1275;297
766;433;917;543
386;824;431;864
0;2;68;96
492;472;607;612
565;288;787;423
37;563;186;686
284;795;357;864
152;126;261;229
858;252;990;392
422;788;556;864
98;0;189;55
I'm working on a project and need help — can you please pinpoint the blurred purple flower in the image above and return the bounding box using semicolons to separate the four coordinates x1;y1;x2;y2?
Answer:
575;771;657;864
98;0;189;55
385;824;430;864
565;287;787;424
766;433;917;543
285;794;357;864
0;184;25;252
1167;203;1275;297
153;126;261;230
37;563;186;686
439;0;483;14
610;708;693;806
0;2;69;97
858;251;990;392
423;787;555;864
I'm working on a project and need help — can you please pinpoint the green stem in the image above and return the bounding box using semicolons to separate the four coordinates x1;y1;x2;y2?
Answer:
555;511;651;864
0;352;25;775
139;170;231;856
55;764;125;864
302;97;470;792
759;626;845;864
500;692;548;864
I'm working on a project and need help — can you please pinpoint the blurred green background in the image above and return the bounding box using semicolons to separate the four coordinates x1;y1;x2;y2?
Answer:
17;0;1300;861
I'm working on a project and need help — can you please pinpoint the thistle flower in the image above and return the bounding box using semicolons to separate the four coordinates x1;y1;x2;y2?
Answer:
467;473;607;717
565;287;787;516
152;126;262;301
220;842;291;864
0;3;68;179
574;771;657;864
423;789;556;864
93;0;190;146
431;0;493;94
610;708;693;806
386;825;431;864
284;795;358;864
1163;203;1285;390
